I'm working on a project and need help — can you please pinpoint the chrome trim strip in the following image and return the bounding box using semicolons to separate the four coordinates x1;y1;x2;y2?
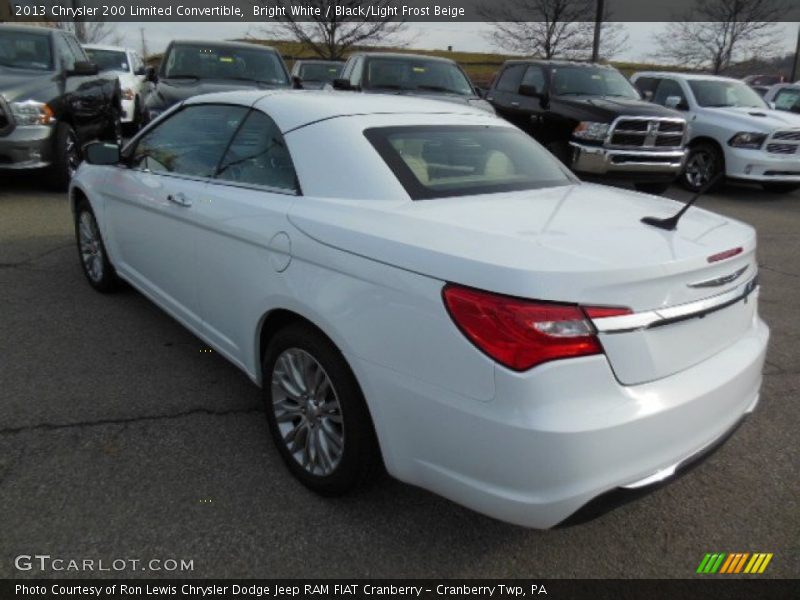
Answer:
687;265;748;288
593;275;759;334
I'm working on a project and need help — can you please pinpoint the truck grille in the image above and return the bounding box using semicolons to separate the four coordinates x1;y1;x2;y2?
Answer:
608;118;686;149
767;130;800;155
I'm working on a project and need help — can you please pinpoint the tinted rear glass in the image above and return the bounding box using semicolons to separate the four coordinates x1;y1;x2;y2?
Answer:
365;126;574;200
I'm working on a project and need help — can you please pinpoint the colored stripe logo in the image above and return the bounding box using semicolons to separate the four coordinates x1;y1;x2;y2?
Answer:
697;553;773;574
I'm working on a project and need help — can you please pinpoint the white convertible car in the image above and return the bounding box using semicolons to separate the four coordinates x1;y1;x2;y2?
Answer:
70;91;768;528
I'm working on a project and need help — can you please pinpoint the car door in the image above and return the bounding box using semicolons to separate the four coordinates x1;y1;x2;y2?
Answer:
192;108;300;365
103;103;249;331
517;64;552;142
62;34;107;140
487;64;527;125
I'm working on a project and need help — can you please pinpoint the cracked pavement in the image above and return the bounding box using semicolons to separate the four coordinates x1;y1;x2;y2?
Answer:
0;173;798;579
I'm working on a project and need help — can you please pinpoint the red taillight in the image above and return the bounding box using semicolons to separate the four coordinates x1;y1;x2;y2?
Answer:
708;247;743;263
583;306;633;319
442;284;604;372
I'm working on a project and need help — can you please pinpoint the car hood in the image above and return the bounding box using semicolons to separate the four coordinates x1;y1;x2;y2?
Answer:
699;105;800;131
0;67;56;102
551;95;682;121
288;183;756;312
146;78;288;109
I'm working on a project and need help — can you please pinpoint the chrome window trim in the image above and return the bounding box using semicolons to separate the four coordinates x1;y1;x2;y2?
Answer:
593;275;759;334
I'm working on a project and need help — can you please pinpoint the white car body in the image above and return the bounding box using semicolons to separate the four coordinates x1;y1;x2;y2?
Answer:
83;44;146;124
70;91;768;528
632;71;800;184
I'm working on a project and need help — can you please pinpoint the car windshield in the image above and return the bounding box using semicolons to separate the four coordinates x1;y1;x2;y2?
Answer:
162;44;289;86
773;88;800;113
365;125;574;200
364;58;474;95
689;80;767;108
85;48;128;73
0;30;53;71
299;62;342;83
551;66;639;99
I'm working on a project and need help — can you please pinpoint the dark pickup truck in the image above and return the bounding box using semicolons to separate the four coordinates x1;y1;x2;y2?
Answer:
143;40;292;123
0;24;122;188
486;60;688;194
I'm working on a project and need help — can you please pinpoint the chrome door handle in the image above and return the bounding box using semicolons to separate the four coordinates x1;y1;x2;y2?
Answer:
167;192;191;207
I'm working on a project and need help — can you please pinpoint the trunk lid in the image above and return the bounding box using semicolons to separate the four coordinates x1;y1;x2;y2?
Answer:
289;183;758;385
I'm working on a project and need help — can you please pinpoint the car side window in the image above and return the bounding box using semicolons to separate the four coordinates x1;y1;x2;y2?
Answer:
216;110;299;193
634;77;660;98
350;56;365;87
495;65;526;93
53;34;75;71
130;104;248;178
774;88;800;112
521;66;546;92
654;79;686;106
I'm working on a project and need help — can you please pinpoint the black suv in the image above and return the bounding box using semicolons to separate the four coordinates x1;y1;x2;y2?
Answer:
0;24;122;188
144;40;291;122
486;60;688;194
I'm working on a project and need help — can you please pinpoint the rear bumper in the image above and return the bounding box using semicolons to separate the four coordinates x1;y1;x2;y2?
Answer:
362;315;768;528
570;142;686;178
0;125;54;170
724;146;800;182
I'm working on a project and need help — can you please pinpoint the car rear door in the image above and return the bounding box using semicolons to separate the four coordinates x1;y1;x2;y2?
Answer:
104;104;249;330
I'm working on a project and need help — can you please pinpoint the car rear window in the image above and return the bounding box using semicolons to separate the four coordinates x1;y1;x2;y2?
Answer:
364;126;575;200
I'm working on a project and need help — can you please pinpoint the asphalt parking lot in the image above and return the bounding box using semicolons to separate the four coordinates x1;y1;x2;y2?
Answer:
0;172;798;579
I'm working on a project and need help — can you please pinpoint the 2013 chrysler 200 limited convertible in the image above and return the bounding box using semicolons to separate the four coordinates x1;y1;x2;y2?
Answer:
70;91;768;528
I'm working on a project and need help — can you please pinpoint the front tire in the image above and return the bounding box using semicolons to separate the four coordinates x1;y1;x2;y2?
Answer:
262;323;381;495
48;123;81;190
681;142;724;192
74;198;120;293
634;181;671;195
762;183;800;194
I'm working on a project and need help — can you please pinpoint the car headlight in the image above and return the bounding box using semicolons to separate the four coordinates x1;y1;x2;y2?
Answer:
10;100;54;126
728;132;767;149
573;121;609;141
122;88;135;101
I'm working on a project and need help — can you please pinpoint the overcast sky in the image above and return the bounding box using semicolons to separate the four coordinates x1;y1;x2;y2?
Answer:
112;21;800;64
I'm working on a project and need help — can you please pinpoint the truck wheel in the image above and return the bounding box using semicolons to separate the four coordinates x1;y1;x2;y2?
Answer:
762;183;799;194
681;143;724;193
262;322;382;496
48;123;81;190
634;182;671;195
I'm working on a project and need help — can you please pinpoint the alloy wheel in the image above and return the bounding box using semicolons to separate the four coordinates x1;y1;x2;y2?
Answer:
78;211;104;283
684;149;715;189
270;348;345;476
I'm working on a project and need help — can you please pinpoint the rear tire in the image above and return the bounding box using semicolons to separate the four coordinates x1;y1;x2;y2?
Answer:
262;322;382;496
681;142;724;193
634;181;671;195
74;198;120;293
762;183;799;194
48;123;80;191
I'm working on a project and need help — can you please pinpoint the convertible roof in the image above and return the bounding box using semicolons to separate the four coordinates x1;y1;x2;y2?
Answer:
184;90;490;133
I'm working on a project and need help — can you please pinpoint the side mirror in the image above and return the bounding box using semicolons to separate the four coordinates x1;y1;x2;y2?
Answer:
642;90;654;101
665;95;688;110
292;75;303;89
67;61;99;77
332;78;352;90
145;66;157;83
518;84;540;97
84;141;120;166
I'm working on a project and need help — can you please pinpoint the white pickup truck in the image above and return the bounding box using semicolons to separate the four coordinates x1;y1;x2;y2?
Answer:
632;71;800;193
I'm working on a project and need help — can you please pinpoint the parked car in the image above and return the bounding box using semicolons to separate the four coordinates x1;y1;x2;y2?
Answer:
143;40;291;122
70;91;767;528
291;59;343;90
762;83;800;114
328;52;494;113
485;60;688;195
633;71;800;193
0;24;122;188
84;44;147;131
743;74;785;87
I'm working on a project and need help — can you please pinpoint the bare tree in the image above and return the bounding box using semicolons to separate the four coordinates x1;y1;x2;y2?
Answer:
478;0;626;60
46;21;121;45
255;0;407;60
654;0;788;74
